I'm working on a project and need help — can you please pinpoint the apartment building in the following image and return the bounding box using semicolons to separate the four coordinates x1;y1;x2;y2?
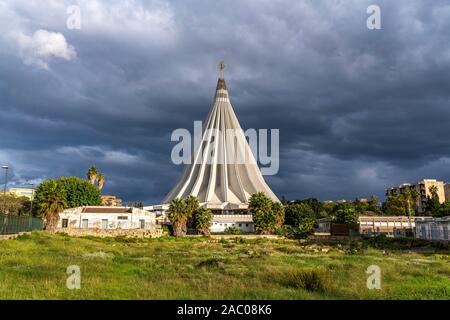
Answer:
445;183;450;204
386;179;446;213
7;188;35;200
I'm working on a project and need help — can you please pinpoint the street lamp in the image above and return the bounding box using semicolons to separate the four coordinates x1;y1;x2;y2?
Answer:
1;165;8;214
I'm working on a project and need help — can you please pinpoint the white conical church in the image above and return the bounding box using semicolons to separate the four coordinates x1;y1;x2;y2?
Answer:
157;67;279;214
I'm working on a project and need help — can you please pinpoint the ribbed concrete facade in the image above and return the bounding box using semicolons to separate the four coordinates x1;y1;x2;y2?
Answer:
163;77;279;210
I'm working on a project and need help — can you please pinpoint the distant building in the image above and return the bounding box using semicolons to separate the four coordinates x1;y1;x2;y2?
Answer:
7;188;35;200
359;216;416;237
415;217;450;241
210;214;254;233
445;183;450;203
386;179;446;213
317;217;332;233
58;206;155;230
101;195;123;207
316;216;423;237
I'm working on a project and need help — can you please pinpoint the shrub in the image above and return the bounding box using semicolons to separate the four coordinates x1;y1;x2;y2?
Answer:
223;226;242;235
276;268;329;292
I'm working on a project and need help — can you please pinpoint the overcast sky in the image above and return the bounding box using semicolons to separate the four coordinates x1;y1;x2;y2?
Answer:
1;0;450;204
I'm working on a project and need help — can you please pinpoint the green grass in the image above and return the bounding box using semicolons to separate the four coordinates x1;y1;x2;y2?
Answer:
0;232;449;299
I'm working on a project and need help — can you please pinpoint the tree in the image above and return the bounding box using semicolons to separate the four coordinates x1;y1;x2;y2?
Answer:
353;198;368;213
368;195;379;212
87;167;99;185
98;174;105;190
248;192;279;234
383;196;406;215
193;207;213;235
35;180;67;231
401;189;414;219
185;195;200;232
57;177;102;208
426;186;440;215
248;192;273;215
283;203;315;238
167;198;188;237
272;202;285;227
433;201;450;218
34;177;102;221
0;195;31;215
253;208;277;234
334;206;359;225
285;203;314;226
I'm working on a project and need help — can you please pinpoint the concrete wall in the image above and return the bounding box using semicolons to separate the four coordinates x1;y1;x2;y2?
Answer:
55;227;164;238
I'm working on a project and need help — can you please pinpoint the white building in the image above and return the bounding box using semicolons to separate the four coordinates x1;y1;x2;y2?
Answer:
210;214;254;233
156;67;279;214
415;217;450;241
58;206;156;230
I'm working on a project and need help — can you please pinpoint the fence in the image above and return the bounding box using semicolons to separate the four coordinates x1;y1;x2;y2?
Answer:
0;214;43;235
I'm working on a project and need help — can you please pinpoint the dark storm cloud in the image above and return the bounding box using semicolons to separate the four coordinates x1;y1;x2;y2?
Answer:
1;0;450;203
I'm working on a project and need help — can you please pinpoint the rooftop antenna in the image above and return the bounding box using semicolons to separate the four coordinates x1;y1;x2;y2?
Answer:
217;60;225;79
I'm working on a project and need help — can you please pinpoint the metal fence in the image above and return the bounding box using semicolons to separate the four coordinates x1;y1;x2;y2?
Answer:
0;214;43;235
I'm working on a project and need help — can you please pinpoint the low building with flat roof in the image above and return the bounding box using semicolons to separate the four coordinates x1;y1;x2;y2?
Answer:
211;214;254;233
316;215;425;237
58;206;156;230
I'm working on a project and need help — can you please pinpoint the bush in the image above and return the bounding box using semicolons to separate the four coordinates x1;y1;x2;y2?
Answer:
276;268;329;292
283;203;315;238
223;226;242;235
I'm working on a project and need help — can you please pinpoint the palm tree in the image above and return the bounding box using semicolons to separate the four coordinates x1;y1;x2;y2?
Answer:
37;181;67;232
87;167;98;185
97;174;105;191
410;189;420;214
184;195;199;232
194;207;213;235
402;189;413;231
402;189;413;217
167;198;188;237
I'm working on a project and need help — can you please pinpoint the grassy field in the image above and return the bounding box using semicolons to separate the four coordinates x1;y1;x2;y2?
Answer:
0;232;449;299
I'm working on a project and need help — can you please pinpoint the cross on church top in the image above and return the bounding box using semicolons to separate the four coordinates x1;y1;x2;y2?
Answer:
217;60;225;78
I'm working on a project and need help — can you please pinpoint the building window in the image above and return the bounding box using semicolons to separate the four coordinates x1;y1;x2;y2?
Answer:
443;227;449;240
239;224;242;227
81;219;88;228
246;224;249;227
101;219;108;229
140;219;145;229
62;219;68;228
117;216;128;220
